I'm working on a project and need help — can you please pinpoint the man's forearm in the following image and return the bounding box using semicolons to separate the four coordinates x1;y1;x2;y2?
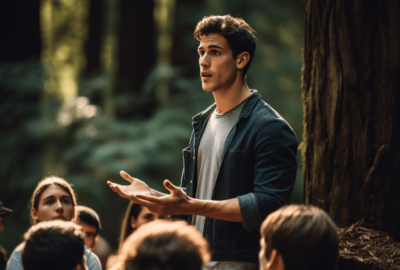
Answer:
189;197;243;223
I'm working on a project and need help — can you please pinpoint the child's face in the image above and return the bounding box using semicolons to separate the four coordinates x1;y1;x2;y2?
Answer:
31;184;74;223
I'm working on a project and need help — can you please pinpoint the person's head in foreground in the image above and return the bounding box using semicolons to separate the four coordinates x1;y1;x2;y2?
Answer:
259;205;339;270
194;15;257;92
119;220;210;270
0;200;13;232
75;205;101;249
22;220;85;270
119;201;169;251
30;176;77;224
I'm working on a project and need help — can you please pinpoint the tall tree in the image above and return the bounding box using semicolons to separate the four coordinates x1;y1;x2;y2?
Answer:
302;0;400;238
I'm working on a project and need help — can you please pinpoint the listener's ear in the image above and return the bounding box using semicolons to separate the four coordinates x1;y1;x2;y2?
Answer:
266;249;285;270
31;208;39;222
236;52;250;70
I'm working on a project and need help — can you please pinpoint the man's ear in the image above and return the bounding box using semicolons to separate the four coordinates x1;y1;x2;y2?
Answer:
130;216;137;230
31;208;39;222
266;249;285;270
236;52;250;70
95;235;99;243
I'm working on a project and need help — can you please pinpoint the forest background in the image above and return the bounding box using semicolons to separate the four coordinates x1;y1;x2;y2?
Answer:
0;0;305;255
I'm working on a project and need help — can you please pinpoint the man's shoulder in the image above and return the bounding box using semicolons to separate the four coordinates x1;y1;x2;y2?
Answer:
250;98;288;125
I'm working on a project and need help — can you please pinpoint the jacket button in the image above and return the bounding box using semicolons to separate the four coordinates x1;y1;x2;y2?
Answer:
190;180;192;184
193;156;195;159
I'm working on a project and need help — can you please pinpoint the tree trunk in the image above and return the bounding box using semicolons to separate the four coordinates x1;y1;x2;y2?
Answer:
302;0;400;238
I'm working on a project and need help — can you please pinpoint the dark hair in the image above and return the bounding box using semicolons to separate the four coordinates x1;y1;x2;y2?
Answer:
0;246;6;270
121;220;210;270
30;177;77;224
194;15;257;77
261;204;339;270
119;201;143;252
22;220;85;270
75;205;101;235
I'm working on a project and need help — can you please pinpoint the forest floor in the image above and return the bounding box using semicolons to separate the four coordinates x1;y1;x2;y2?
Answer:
337;218;400;270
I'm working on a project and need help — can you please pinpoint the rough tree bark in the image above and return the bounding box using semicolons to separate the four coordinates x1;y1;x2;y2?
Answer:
302;0;400;239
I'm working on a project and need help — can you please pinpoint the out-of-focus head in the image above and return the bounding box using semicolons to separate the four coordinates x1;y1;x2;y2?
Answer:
259;204;339;270
194;15;257;78
30;177;77;224
22;220;85;270
119;220;210;270
0;200;13;232
75;205;101;249
119;202;169;251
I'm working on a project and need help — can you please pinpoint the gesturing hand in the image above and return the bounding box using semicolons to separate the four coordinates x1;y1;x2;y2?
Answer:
107;171;157;199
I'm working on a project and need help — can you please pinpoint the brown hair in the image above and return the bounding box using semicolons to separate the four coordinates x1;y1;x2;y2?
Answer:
119;220;210;270
118;201;143;252
260;204;339;270
194;15;257;77
30;176;77;224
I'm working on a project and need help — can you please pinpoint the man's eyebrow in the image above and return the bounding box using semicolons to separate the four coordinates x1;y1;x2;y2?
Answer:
198;44;224;50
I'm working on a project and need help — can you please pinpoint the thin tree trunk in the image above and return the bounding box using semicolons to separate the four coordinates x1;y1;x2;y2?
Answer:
40;0;90;175
302;0;400;238
154;0;176;105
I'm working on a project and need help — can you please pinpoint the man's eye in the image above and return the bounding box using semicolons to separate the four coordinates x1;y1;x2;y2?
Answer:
199;51;204;56
46;200;54;205
63;199;71;204
213;50;220;55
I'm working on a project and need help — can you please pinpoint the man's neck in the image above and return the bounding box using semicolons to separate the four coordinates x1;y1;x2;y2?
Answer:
212;80;251;114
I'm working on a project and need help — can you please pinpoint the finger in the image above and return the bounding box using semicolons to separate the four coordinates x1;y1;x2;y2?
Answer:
163;180;180;196
119;171;135;184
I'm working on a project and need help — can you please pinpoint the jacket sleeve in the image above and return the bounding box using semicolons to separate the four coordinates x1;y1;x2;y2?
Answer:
237;119;298;232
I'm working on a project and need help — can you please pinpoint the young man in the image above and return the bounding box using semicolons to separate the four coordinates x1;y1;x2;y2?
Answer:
118;220;210;270
259;205;339;270
108;15;298;268
75;205;101;250
21;221;86;270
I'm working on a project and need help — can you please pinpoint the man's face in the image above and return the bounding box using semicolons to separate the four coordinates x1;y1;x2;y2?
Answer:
77;221;98;249
259;237;268;270
0;217;4;232
198;33;238;93
31;184;74;223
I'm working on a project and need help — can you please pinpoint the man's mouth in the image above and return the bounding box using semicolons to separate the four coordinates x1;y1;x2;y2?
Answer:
201;71;213;78
54;216;65;221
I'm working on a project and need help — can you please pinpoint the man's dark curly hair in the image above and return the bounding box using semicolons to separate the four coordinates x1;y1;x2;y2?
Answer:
194;15;257;77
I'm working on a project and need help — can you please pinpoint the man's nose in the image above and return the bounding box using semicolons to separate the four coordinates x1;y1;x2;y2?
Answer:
200;54;210;68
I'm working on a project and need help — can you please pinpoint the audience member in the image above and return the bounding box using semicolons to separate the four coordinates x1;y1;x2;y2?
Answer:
75;205;101;249
6;176;102;270
107;202;169;269
0;200;12;232
0;200;13;270
22;220;85;270
75;205;111;269
259;204;339;270
117;220;210;270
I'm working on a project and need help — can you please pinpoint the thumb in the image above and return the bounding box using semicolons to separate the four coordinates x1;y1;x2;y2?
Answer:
120;171;134;184
164;180;179;195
